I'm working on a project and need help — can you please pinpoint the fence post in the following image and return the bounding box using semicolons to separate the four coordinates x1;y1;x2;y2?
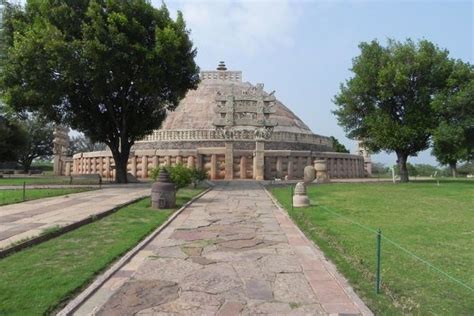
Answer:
22;181;26;202
290;185;294;212
375;228;382;293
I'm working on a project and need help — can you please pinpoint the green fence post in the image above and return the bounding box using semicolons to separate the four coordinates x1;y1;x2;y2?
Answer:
375;228;382;294
22;181;26;202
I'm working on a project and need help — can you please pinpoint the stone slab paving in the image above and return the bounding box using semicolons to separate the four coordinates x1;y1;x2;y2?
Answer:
72;181;372;316
0;185;150;250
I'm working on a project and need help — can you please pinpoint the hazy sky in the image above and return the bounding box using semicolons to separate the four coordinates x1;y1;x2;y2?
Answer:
157;0;473;166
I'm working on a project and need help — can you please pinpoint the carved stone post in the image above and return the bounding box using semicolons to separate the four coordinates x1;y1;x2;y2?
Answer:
287;158;294;180
240;156;247;179
53;125;69;176
142;156;148;179
254;141;265;180
276;156;283;179
210;154;217;180
225;142;234;180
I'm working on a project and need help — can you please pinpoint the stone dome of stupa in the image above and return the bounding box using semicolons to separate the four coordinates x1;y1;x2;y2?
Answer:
160;62;313;135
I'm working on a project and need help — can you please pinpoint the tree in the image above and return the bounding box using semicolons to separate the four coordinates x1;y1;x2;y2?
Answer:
0;0;199;183
333;39;452;182
68;134;107;156
16;114;54;172
432;61;474;177
0;114;27;163
330;136;350;153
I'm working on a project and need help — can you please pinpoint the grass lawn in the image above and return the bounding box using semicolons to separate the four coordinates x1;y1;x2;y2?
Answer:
0;176;101;186
0;188;93;206
270;180;474;315
0;187;205;315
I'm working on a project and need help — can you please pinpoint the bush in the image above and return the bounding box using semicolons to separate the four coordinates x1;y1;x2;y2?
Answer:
149;164;208;189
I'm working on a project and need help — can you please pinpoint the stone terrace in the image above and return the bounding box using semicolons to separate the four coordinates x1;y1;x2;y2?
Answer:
72;182;371;315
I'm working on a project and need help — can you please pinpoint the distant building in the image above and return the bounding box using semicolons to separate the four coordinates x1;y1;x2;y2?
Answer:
68;63;366;180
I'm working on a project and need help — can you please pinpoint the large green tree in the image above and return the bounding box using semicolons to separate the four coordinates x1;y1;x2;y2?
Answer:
16;114;54;172
330;136;350;153
431;61;474;177
333;39;452;182
0;0;199;183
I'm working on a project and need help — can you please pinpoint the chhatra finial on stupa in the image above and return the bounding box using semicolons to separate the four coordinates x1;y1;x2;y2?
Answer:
217;61;227;71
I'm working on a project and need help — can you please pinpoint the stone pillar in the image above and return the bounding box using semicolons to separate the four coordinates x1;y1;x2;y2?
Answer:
276;157;283;179
176;155;182;164
153;156;159;169
187;156;195;169
306;156;312;167
131;156;137;177
196;154;203;170
225;142;234;180
87;157;91;174
297;157;304;178
253;141;265;180
210;154;217;180
98;157;103;177
105;157;110;179
165;155;171;167
91;157;96;174
287;158;294;180
142;156;148;179
65;161;71;176
240;156;247;179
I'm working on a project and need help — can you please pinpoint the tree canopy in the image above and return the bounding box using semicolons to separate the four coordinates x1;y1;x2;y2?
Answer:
333;39;453;182
0;0;199;182
431;60;474;176
330;136;350;153
16;113;54;172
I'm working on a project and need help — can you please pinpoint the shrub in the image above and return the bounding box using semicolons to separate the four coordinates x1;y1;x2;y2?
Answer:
149;164;204;189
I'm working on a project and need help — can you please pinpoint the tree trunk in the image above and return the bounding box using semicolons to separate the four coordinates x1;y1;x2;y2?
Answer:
110;143;131;184
20;157;33;173
449;161;457;178
397;152;409;183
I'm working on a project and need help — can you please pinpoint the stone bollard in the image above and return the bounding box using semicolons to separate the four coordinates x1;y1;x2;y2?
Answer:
303;166;316;184
151;169;176;209
314;159;330;183
293;182;310;207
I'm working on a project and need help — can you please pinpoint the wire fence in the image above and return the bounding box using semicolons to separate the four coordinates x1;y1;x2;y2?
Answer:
282;185;474;313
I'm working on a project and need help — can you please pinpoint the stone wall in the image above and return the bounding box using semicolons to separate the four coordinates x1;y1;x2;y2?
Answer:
71;148;365;180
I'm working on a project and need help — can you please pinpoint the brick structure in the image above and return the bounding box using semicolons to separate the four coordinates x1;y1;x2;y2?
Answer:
71;62;367;180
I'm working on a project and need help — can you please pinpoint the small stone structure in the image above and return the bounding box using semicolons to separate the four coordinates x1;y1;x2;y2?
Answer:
293;182;310;207
314;159;329;183
151;169;176;209
355;140;372;176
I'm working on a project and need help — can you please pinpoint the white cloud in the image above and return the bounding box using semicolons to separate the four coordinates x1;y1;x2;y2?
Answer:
161;0;303;56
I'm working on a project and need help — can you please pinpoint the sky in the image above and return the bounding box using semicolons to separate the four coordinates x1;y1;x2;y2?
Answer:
155;0;473;166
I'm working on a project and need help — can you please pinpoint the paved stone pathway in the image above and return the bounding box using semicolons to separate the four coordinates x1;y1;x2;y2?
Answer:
73;182;371;315
0;185;149;250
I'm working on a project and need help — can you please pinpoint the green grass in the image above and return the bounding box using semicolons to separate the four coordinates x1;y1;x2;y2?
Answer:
0;176;101;186
0;188;93;206
270;181;474;315
0;187;205;315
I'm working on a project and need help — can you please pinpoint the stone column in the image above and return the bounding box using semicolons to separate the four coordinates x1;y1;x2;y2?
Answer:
98;157;103;177
153;156;159;169
105;157;110;179
142;156;148;179
306;157;312;167
287;158;294;180
187;156;195;169
176;155;182;164
297;157;304;178
196;154;203;170
210;154;217;180
240;156;247;179
165;155;171;167
253;142;265;180
91;157;96;174
65;161;71;176
225;142;234;180
130;156;136;177
276;157;283;179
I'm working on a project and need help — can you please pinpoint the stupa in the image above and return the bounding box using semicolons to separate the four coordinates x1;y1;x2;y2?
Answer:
69;62;367;180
